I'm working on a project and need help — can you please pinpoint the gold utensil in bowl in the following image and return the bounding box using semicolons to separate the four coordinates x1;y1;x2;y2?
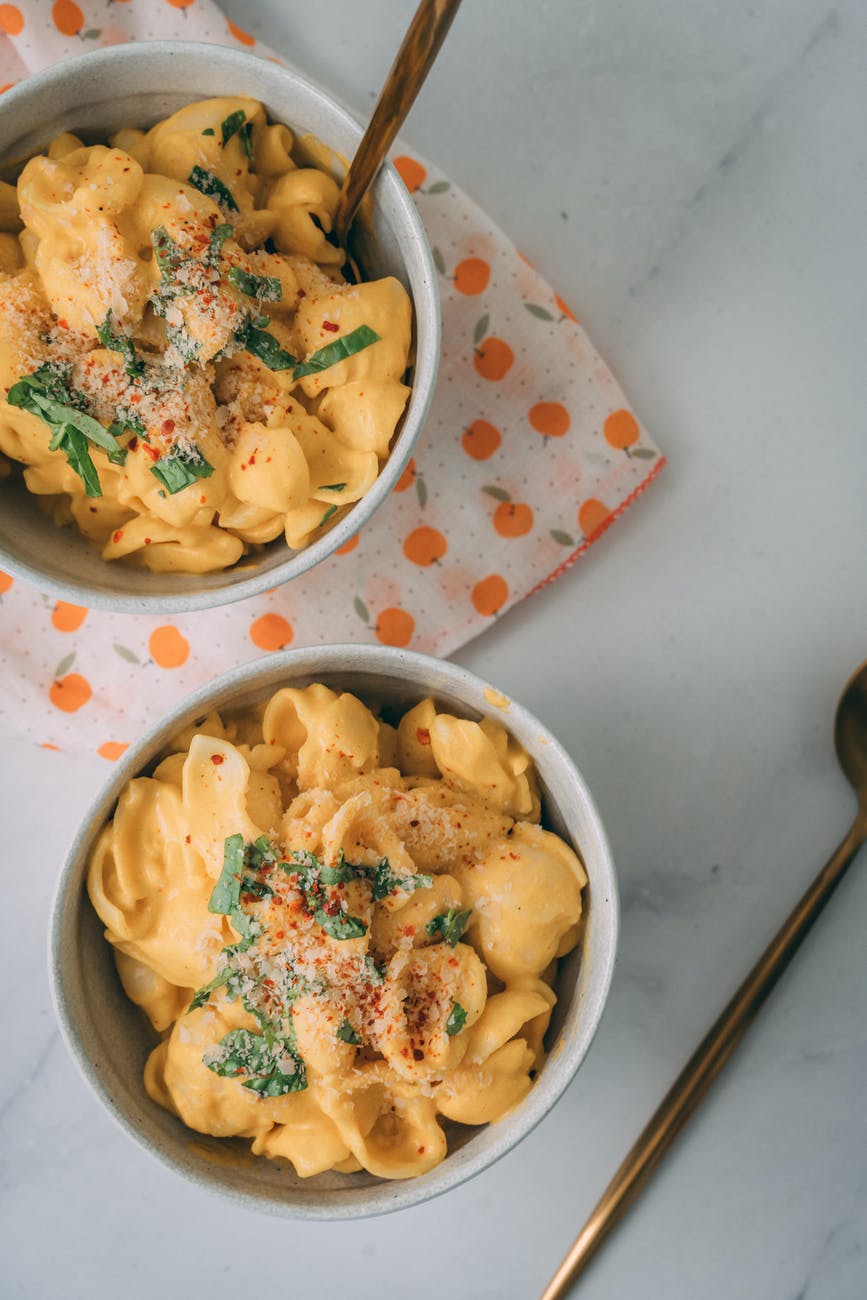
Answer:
542;659;867;1299
334;0;463;248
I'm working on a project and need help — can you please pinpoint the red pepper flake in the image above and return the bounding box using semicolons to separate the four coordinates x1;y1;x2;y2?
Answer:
185;835;191;844
112;530;123;544
57;318;69;329
322;320;339;333
412;1048;424;1061
142;444;160;461
409;819;420;828
210;753;225;765
161;419;175;435
128;437;138;452
417;1146;425;1154
144;537;151;546
248;454;256;466
416;728;431;746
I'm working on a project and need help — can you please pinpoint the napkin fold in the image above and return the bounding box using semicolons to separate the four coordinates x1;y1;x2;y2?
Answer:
0;0;665;754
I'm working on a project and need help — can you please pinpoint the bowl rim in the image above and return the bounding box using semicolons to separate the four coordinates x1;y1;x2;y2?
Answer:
49;644;619;1218
0;42;440;613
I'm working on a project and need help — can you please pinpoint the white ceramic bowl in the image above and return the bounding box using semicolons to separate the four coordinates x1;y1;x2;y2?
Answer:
0;43;439;612
50;645;618;1219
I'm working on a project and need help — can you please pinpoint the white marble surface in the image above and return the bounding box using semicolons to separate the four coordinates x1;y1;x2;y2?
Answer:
3;1;867;1296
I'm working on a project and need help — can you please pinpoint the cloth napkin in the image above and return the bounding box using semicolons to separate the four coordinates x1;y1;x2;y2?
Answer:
0;0;665;756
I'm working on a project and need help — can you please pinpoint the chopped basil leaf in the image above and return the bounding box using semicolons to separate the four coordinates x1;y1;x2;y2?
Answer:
319;483;347;492
313;907;367;941
248;834;280;870
364;954;386;985
239;319;297;370
228;265;282;302
150;446;214;495
208;834;244;915
53;425;101;497
202;127;215;136
446;1002;467;1036
206;1027;307;1096
317;850;358;887
188;967;231;1011
207;222;234;265
220;109;246;145
336;1019;361;1045
151;225;187;279
241;875;274;899
426;908;472;947
241;121;254;162
372;858;433;900
188;165;239;212
96;310;144;377
292;324;380;379
319;504;338;527
165;322;201;362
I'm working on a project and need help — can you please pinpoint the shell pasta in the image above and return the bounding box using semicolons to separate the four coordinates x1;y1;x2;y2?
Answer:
0;98;412;573
87;686;587;1180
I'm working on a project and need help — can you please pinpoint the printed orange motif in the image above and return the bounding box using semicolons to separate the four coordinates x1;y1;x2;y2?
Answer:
554;293;577;322
249;613;293;651
472;574;508;616
403;526;447;566
461;418;501;460
335;534;359;555
149;625;190;669
529;401;570;439
49;672;92;713
375;607;414;647
393;156;427;194
0;4;24;35
578;499;612;538
51;600;88;632
454;258;490;296
227;17;255;44
603;408;640;450
98;742;129;761
52;0;84;35
394;458;416;492
0;568;12;594
493;501;533;538
474;337;514;381
165;0;196;8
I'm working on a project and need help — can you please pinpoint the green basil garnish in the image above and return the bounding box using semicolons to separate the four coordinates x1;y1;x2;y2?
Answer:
150;446;214;495
220;109;246;146
228;265;282;302
446;1002;467;1036
188;165;239;212
336;1019;361;1045
205;1027;307;1097
292;324;380;379
96;310;144;378
426;908;472;948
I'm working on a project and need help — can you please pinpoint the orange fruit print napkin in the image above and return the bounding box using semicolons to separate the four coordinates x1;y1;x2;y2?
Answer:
0;0;665;756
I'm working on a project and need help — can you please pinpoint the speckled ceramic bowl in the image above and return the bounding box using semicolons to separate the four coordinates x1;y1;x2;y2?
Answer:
0;43;439;612
50;645;618;1219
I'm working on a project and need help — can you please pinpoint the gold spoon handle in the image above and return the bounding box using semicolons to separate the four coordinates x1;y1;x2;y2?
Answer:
541;815;867;1300
334;0;463;245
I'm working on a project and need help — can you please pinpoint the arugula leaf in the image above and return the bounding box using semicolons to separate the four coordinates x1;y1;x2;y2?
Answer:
239;319;297;370
292;324;380;379
372;859;433;900
336;1019;361;1045
426;908;472;948
150;446;214;495
205;1027;307;1096
96;310;144;377
207;222;234;265
220;109;246;146
188;165;239;212
446;1002;467;1036
228;265;282;302
208;834;245;915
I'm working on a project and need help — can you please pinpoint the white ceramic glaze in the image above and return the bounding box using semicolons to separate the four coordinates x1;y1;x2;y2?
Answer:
0;43;439;612
50;645;618;1219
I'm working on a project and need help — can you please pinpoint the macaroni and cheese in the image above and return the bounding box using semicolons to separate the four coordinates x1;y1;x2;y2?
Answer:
87;685;587;1180
0;98;412;573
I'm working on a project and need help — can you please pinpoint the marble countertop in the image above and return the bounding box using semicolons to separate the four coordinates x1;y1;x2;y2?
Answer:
3;1;867;1297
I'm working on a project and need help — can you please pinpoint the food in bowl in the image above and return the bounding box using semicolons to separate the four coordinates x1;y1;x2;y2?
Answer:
87;682;587;1180
0;97;411;574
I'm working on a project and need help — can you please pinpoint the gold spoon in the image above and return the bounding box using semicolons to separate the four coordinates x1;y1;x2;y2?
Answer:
542;659;867;1299
333;0;463;251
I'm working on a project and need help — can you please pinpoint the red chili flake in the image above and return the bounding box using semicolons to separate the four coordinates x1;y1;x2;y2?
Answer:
143;444;160;461
128;393;142;404
509;852;518;860
185;835;191;844
210;753;225;765
409;819;420;828
128;437;138;452
412;1048;424;1061
161;419;175;435
57;318;69;329
417;1146;425;1154
248;454;256;466
416;728;431;746
112;530;123;543
322;320;339;333
144;537;151;546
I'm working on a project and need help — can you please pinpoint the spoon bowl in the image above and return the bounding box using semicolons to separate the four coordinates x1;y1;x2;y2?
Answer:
834;660;867;808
